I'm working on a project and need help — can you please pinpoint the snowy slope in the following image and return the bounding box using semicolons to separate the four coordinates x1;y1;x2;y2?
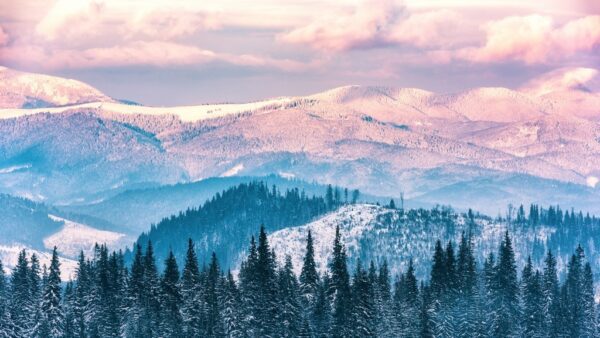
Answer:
268;204;590;281
0;66;114;108
0;97;293;122
44;215;128;258
268;204;379;276
0;244;79;280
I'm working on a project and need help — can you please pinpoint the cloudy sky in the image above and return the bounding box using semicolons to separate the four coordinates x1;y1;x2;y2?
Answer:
1;0;598;105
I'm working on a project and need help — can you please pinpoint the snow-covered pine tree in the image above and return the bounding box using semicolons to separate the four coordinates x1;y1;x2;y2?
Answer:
180;239;204;337
159;250;183;337
239;236;259;337
455;232;479;337
580;262;597;338
141;241;162;337
373;260;393;337
492;232;520;337
255;225;279;337
204;252;224;337
277;256;302;337
38;247;64;338
0;259;16;338
10;251;32;336
299;230;320;309
351;259;376;337
329;225;352;338
521;257;543;337
541;250;561;338
312;273;331;337
122;244;145;337
220;271;243;338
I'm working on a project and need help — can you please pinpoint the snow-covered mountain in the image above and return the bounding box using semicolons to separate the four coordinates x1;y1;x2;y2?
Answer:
268;204;596;281
0;66;599;214
0;66;114;108
0;193;129;279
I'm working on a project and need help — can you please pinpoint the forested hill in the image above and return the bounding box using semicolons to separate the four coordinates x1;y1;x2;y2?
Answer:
0;194;62;249
129;181;350;268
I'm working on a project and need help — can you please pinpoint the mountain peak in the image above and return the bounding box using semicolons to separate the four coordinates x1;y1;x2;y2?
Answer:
0;66;114;108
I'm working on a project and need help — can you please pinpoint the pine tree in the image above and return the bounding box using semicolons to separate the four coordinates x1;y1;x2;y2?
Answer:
456;232;478;337
142;241;161;337
329;225;351;338
123;244;145;337
312;273;332;338
580;262;597;338
299;230;320;309
0;259;16;338
542;250;561;338
160;251;183;337
205;252;224;337
374;260;393;337
521;256;543;338
10;250;32;336
239;235;260;336
255;225;279;337
351;260;376;337
39;247;64;338
180;239;203;337
220;271;243;337
277;256;302;337
493;232;520;337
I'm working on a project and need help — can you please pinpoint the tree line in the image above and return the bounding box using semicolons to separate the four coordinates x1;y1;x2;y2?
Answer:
0;227;597;337
131;182;360;271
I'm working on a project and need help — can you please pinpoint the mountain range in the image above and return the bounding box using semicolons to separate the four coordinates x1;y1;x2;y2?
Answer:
0;66;599;215
0;65;599;276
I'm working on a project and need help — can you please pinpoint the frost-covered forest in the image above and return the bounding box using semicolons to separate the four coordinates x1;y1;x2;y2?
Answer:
0;225;597;338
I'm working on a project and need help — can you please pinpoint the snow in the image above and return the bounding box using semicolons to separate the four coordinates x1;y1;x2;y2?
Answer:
0;244;79;281
220;163;245;177
268;204;380;276
0;164;31;173
44;215;128;258
586;176;599;188
0;66;113;108
0;98;293;122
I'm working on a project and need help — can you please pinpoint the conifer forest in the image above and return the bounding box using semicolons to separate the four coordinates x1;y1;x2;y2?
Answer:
0;222;597;337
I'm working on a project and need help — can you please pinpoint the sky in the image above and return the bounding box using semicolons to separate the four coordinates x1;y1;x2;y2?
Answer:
0;0;598;105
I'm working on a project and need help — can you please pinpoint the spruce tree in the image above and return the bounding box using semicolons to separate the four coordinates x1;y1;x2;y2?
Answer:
142;241;161;337
0;259;16;338
351;260;376;337
180;239;203;337
160;251;183;337
205;252;224;337
456;233;478;337
255;225;278;337
312;273;332;338
220;271;243;338
329;225;351;338
299;230;320;308
39;247;64;338
542;250;561;338
493;232;520;337
580;262;597;337
521;256;543;337
11;250;32;336
277;256;302;337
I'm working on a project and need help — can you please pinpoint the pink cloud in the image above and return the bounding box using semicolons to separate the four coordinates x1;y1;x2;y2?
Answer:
461;15;600;64
279;1;467;53
0;41;310;72
34;0;221;44
278;0;403;52
0;26;8;46
520;67;599;95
